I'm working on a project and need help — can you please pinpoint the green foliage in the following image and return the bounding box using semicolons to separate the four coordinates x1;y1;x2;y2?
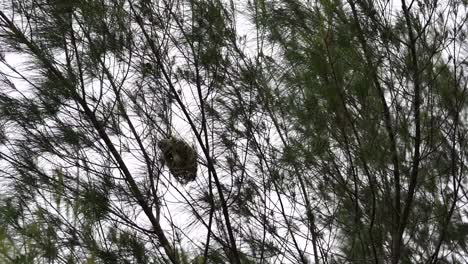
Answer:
0;0;467;263
76;187;109;222
108;229;148;263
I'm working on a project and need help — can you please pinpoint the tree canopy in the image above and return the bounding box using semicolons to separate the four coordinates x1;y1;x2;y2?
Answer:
0;0;467;263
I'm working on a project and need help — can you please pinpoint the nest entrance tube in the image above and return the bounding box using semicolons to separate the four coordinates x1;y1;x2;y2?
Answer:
158;136;198;184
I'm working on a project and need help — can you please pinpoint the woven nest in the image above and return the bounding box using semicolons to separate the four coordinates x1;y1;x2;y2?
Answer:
158;136;198;184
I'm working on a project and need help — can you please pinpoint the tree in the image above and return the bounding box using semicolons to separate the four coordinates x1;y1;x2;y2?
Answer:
0;0;467;263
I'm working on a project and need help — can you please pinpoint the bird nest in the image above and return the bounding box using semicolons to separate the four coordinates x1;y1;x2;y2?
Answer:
158;136;198;184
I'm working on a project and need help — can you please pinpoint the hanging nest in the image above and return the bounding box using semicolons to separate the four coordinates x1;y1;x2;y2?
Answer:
158;136;198;184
